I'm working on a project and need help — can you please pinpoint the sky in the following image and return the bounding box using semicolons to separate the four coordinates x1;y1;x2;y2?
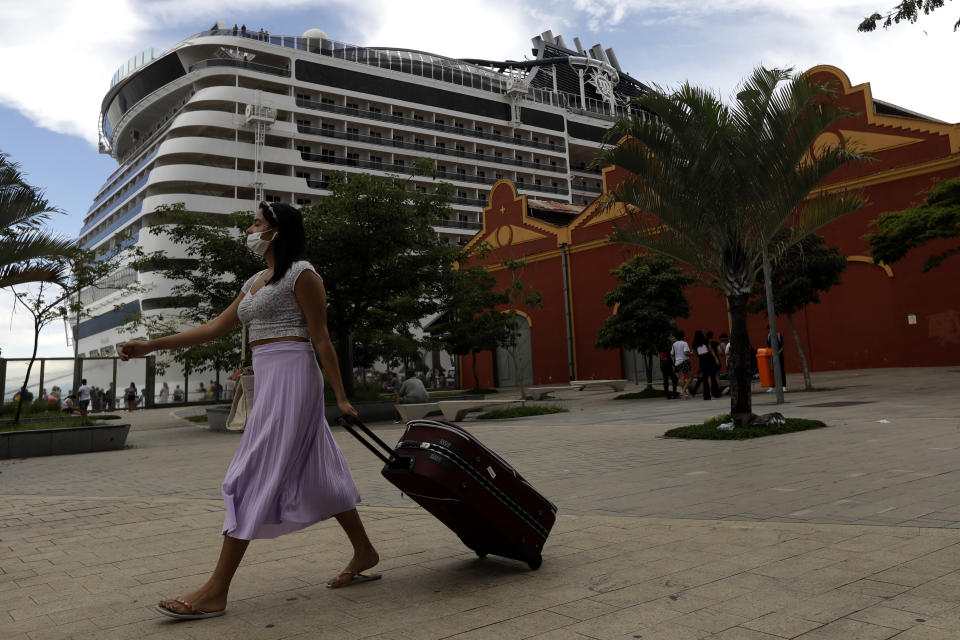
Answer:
1;0;958;358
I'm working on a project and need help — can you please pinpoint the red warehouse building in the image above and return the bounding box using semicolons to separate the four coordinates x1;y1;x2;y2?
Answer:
458;66;960;388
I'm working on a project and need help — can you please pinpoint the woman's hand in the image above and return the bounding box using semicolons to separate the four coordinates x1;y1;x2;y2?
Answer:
337;399;358;418
117;340;152;361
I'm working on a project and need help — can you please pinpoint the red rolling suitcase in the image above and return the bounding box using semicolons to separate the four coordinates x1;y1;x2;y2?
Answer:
339;416;556;569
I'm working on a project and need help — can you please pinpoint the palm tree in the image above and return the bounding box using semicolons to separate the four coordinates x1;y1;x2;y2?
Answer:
596;67;868;422
0;151;75;288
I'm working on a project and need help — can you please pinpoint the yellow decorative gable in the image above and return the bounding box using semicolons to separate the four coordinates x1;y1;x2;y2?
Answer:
484;224;550;248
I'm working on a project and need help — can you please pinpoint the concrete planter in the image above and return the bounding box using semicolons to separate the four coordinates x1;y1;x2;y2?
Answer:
0;423;130;460
206;406;232;432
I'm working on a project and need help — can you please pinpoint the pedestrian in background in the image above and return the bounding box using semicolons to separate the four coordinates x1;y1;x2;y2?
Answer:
125;383;138;411
692;331;720;400
658;339;679;399
671;330;694;398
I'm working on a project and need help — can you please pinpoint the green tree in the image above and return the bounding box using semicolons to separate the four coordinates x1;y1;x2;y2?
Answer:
858;0;958;32
596;66;868;423
596;254;695;389
748;231;847;390
306;165;458;396
866;178;960;272
499;259;543;401
127;161;458;398
429;248;511;390
10;246;136;424
0;151;75;288
123;203;262;391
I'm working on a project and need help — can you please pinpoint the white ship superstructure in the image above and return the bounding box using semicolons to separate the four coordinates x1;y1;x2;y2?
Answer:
78;25;648;361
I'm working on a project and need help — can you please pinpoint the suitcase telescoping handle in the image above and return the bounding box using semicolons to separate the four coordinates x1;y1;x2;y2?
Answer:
338;414;409;469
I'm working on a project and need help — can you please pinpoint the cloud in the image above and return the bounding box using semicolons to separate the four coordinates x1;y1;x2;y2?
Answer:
568;0;959;121
0;287;74;360
0;0;544;148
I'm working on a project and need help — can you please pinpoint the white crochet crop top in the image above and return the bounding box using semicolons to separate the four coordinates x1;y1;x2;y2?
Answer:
238;261;319;342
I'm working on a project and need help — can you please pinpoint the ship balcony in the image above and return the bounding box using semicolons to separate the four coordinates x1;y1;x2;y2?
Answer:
296;124;567;174
295;98;566;154
301;154;567;198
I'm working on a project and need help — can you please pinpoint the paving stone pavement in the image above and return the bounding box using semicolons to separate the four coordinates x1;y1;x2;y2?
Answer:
2;367;960;639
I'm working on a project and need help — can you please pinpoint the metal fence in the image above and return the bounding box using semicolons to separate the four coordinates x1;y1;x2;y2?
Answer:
0;356;234;410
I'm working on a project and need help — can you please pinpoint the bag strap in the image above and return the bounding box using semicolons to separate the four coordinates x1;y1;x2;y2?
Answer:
240;324;247;367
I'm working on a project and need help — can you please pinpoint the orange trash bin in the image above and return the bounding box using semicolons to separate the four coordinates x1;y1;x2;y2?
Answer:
756;348;774;387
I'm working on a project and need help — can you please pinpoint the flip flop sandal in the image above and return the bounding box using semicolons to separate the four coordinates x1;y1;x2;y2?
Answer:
155;597;226;620
326;570;383;589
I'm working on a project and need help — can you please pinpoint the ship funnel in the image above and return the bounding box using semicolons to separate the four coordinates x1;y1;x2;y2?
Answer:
589;44;608;63
605;48;622;72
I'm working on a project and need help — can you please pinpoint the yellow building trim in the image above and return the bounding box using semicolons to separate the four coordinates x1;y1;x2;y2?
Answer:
810;154;960;195
805;65;960;152
847;255;894;278
484;248;563;271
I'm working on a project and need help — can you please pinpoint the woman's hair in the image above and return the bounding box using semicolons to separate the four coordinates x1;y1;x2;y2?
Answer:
260;201;307;284
692;330;707;348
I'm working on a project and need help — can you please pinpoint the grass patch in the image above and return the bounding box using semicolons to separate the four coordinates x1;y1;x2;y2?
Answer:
785;386;843;393
615;388;668;400
467;388;498;395
664;413;828;440
477;405;568;420
184;414;209;423
0;418;110;433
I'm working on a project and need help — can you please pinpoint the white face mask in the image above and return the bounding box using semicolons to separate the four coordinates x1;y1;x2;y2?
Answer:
246;228;276;256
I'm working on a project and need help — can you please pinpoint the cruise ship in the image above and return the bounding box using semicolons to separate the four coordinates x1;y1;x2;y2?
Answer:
77;24;648;374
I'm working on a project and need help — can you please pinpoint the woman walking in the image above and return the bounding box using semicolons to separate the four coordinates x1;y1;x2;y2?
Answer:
119;201;379;620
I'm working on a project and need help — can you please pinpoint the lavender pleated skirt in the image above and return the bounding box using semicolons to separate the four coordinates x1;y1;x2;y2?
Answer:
221;341;360;540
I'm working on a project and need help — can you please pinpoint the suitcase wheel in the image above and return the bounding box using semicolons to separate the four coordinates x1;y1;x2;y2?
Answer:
527;555;542;570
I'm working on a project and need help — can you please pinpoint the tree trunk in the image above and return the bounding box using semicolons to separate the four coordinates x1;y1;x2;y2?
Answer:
644;352;654;390
14;320;42;425
786;314;812;390
727;293;753;423
338;329;355;398
471;349;480;390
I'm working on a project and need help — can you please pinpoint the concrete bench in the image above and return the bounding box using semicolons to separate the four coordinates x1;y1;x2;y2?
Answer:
528;385;584;400
437;400;520;421
571;379;628;392
396;402;441;422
